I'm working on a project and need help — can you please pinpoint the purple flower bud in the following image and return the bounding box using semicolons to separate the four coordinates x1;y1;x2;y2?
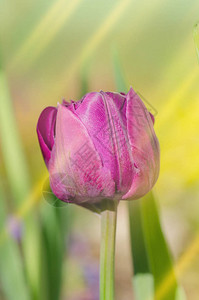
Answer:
37;88;160;205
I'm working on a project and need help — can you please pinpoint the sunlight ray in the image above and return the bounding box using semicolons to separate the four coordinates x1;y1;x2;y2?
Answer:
56;0;131;90
9;0;82;71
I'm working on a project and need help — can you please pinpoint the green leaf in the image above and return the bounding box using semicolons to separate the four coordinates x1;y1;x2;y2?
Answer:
128;199;155;300
40;207;64;300
128;201;150;275
141;192;178;300
0;184;30;300
39;173;72;300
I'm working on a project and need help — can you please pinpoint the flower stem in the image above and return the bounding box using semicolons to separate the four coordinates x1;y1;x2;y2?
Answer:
100;206;117;300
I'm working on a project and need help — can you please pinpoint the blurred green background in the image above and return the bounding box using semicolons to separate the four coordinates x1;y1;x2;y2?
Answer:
0;0;199;299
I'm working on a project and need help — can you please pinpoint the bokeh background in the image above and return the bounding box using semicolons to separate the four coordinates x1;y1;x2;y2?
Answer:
0;0;199;299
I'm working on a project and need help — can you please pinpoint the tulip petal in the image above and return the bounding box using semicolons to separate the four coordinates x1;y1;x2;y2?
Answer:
36;106;57;166
105;91;127;120
48;104;115;203
122;88;160;200
74;91;134;195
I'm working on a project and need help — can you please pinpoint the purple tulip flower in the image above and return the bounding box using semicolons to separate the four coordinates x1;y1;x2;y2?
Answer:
37;88;160;205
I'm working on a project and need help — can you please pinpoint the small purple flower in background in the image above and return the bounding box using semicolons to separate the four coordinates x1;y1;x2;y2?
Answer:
7;215;23;241
37;87;160;206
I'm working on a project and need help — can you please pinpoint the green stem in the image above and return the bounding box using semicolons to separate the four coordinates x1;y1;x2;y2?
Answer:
100;207;117;300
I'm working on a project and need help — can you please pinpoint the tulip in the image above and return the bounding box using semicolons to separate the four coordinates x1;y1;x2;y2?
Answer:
37;87;160;300
37;87;159;206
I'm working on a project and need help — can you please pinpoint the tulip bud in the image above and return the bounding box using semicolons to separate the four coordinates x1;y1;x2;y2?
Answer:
37;88;160;208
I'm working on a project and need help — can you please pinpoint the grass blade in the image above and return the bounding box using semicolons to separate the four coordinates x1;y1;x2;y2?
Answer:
0;70;30;203
0;183;30;300
39;182;72;300
129;201;154;300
